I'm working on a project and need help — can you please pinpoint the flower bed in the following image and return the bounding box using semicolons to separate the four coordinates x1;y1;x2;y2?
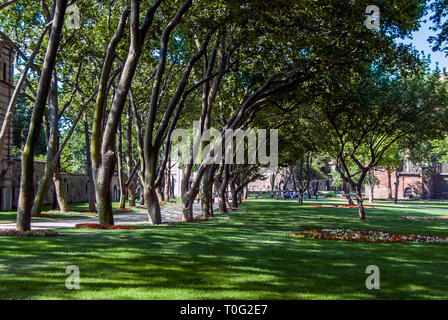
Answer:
401;216;448;221
287;228;448;245
74;223;138;230
308;204;374;209
0;229;60;237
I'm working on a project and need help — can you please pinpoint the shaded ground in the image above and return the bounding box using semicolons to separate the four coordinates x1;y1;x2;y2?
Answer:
0;203;205;229
0;199;181;223
0;199;447;299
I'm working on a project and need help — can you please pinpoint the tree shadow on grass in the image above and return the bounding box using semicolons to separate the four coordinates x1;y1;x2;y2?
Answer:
1;200;448;299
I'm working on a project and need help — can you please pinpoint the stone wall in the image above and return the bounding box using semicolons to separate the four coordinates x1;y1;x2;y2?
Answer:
5;158;121;209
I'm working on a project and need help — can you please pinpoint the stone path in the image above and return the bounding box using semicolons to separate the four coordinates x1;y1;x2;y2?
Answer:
0;203;210;230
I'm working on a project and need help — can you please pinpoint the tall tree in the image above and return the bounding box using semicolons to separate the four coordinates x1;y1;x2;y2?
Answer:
17;0;68;231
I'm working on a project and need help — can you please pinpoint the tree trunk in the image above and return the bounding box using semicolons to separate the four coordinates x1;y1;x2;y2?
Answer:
298;192;303;205
139;186;145;205
394;169;400;204
201;164;215;218
342;181;354;205
128;189;136;206
368;170;374;204
117;123;127;209
91;5;151;227
155;186;163;203
164;157;171;202
387;171;393;200
53;162;69;212
355;186;366;220
94;162;115;224
230;182;238;209
84;116;96;211
17;0;68;231
182;194;194;221
145;188;161;224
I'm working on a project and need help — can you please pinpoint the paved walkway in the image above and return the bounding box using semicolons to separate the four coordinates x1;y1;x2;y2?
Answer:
0;203;210;230
368;203;448;211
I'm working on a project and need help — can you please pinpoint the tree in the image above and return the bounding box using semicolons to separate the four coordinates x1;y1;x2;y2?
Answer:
317;67;448;219
17;0;68;231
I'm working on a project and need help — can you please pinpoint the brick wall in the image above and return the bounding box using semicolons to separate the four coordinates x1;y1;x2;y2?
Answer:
365;168;448;200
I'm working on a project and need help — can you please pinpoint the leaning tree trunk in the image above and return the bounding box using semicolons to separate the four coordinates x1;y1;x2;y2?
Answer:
31;164;54;215
84;116;96;211
128;187;136;206
91;5;150;226
342;181;354;205
354;185;366;220
17;0;67;231
117;123;127;209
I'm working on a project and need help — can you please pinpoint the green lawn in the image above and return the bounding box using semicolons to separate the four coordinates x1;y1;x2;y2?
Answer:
1;199;448;299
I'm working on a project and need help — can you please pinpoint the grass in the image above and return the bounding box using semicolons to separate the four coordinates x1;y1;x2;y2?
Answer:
1;199;448;299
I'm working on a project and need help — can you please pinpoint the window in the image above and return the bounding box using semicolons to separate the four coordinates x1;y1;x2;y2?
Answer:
404;187;413;199
3;62;6;82
0;60;4;81
402;159;418;174
441;162;448;174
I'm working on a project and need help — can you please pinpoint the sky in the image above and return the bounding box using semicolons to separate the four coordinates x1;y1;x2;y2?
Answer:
399;14;448;71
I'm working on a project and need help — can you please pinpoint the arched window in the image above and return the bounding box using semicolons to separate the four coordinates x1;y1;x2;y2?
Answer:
404;187;413;199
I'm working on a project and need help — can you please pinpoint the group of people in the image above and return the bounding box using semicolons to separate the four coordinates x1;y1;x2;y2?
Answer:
276;191;319;200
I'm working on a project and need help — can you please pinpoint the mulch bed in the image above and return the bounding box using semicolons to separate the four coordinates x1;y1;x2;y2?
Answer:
308;204;375;209
173;218;209;223
287;227;448;244
75;223;138;230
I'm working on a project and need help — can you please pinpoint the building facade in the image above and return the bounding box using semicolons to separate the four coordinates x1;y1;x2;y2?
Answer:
0;34;15;210
365;157;448;200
